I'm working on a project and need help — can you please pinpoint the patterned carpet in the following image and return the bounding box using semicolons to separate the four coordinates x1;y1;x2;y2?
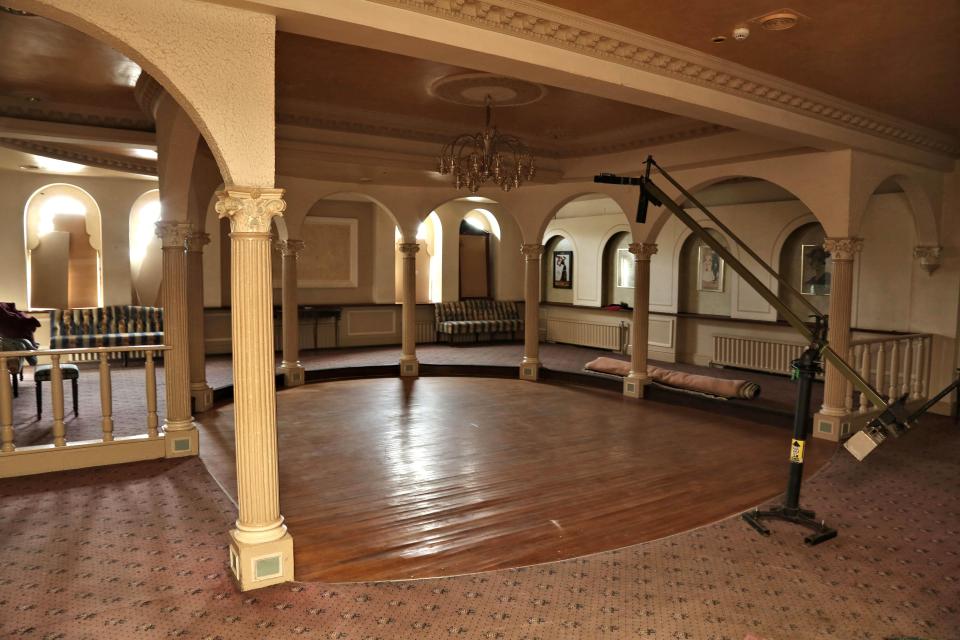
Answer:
1;416;957;639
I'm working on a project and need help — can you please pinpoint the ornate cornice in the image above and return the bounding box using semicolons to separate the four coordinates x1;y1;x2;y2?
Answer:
0;137;157;176
913;245;942;275
0;99;153;132
215;187;286;234
155;221;193;249
823;237;864;261
520;243;544;259
628;242;658;260
185;231;211;252
134;72;163;121
277;239;306;257
369;0;958;157
397;242;421;256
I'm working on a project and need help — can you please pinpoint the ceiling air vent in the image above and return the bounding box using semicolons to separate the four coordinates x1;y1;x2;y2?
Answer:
754;9;803;31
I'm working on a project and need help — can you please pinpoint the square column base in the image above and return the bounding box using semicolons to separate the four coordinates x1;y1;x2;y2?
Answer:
623;373;649;399
282;363;305;387
520;358;540;381
163;423;199;457
400;356;419;377
811;411;853;442
191;384;214;413
228;529;294;591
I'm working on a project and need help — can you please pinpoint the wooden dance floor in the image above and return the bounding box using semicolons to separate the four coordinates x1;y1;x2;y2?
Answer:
198;376;834;582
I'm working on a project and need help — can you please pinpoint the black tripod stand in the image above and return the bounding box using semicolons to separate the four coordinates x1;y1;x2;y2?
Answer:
741;317;837;545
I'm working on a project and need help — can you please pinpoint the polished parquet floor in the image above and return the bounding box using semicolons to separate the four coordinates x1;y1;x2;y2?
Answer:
198;376;834;582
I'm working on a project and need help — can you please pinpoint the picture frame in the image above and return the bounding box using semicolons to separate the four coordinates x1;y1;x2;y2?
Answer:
553;250;573;289
697;244;724;292
800;243;831;296
616;248;635;288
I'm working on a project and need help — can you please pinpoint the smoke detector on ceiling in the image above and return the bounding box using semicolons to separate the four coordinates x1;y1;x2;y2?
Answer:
732;26;750;41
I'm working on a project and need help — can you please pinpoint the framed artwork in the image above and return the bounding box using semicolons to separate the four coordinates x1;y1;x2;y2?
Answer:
553;250;573;289
697;244;724;292
616;248;635;288
800;243;831;296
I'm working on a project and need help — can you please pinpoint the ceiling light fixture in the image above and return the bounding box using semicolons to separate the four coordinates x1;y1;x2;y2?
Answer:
437;94;535;193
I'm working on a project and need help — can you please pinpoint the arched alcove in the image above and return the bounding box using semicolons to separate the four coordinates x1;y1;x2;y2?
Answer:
776;221;829;321
24;184;103;310
678;229;731;316
541;233;576;304
129;190;163;306
394;212;442;304
459;208;500;300
600;231;632;307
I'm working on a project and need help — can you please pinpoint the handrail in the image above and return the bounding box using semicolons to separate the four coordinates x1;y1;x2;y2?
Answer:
0;344;171;358
851;332;930;345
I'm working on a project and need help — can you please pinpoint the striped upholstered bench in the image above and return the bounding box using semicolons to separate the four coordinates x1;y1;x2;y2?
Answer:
434;300;523;343
49;306;164;365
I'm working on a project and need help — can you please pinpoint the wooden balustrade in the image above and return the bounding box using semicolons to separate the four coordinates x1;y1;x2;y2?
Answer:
0;345;171;478
844;333;932;417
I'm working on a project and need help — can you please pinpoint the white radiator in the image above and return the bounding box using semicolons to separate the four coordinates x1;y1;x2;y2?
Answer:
546;319;624;351
712;335;806;375
416;321;436;344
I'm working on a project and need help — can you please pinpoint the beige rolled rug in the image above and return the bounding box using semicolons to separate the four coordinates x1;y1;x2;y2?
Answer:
583;356;761;400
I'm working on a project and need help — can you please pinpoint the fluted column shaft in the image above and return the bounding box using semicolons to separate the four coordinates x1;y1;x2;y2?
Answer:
820;237;863;417
155;222;196;439
279;240;305;386
186;231;213;411
520;244;543;380
626;243;657;397
398;242;419;376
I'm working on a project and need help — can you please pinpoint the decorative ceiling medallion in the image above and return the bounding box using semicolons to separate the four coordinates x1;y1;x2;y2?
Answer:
429;73;547;108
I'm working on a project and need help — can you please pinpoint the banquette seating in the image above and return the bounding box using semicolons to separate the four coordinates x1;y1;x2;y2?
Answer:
434;299;523;343
49;306;164;364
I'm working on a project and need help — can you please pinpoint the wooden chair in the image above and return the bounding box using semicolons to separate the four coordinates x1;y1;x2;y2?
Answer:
34;363;80;419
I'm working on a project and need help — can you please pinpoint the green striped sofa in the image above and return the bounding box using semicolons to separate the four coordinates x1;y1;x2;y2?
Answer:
434;300;523;343
49;306;164;363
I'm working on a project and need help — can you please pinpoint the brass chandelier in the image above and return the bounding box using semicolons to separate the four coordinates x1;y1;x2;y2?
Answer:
437;95;535;193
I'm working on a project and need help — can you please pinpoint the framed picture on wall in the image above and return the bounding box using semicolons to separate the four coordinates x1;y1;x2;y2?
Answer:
697;244;724;292
616;248;635;288
553;250;573;289
800;244;831;296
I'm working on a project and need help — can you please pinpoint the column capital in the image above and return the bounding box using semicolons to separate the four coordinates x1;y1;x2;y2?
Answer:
628;242;658;260
215;187;286;234
397;242;420;257
823;237;863;261
277;239;305;257
520;243;544;259
185;231;211;252
155;221;193;249
913;245;942;274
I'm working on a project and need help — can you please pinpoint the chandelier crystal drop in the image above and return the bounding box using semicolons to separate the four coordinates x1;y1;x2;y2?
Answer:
437;94;536;193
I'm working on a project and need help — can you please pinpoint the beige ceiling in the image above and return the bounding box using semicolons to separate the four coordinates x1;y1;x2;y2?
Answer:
539;0;960;137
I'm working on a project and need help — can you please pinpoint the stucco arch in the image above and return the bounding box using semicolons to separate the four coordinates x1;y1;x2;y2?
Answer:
536;189;634;243
291;191;402;241
850;173;939;245
10;0;277;187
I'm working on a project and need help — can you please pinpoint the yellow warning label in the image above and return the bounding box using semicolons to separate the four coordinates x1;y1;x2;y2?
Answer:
789;439;806;463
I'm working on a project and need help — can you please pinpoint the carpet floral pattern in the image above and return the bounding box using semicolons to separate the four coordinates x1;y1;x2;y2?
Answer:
1;418;957;639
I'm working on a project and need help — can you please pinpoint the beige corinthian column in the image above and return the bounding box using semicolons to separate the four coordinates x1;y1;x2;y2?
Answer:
279;239;305;386
813;237;863;442
155;221;199;456
624;242;657;398
520;243;544;381
398;241;420;377
215;187;294;591
186;231;214;412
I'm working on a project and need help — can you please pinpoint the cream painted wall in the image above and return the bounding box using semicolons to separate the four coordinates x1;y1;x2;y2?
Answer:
543;213;629;307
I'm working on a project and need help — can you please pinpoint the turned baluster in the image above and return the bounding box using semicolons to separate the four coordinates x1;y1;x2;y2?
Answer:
874;342;886;405
910;338;922;400
99;351;113;442
0;356;13;452
921;336;931;398
844;347;855;413
858;344;871;414
145;351;159;438
51;354;66;447
887;340;899;403
900;337;913;397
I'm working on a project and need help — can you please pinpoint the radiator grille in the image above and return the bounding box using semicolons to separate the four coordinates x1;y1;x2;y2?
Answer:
546;319;623;351
416;321;436;344
712;335;805;375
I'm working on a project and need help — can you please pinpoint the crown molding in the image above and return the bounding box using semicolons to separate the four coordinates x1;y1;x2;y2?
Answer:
368;0;958;158
0;98;154;133
0;137;158;176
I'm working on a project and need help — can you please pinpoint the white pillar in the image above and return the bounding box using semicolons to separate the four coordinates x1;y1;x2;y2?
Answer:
215;187;294;591
155;221;199;456
278;239;305;386
813;237;863;441
624;242;657;398
186;231;213;412
398;241;420;377
520;243;543;381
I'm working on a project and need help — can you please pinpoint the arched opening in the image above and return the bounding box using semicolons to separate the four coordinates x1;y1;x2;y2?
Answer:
24;184;103;310
601;231;632;307
395;212;442;304
129;189;163;306
459;209;498;299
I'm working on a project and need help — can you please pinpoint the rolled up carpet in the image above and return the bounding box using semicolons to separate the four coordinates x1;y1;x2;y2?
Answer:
583;356;761;400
